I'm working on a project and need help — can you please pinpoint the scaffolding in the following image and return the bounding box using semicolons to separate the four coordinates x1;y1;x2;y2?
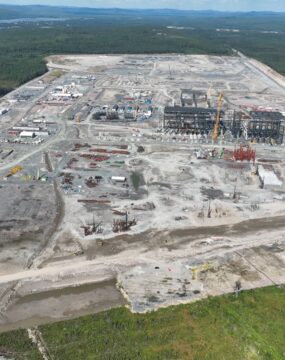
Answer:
112;212;137;233
246;112;284;143
164;106;218;134
163;106;284;142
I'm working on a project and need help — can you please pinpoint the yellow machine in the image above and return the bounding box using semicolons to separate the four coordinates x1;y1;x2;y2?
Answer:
5;165;23;178
212;93;224;141
191;263;211;280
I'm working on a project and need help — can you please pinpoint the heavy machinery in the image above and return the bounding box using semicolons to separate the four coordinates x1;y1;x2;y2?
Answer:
212;93;224;141
191;263;211;280
5;165;23;178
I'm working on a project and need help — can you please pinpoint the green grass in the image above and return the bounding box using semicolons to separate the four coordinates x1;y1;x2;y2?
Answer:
0;329;41;360
0;286;284;359
131;172;141;191
40;286;285;360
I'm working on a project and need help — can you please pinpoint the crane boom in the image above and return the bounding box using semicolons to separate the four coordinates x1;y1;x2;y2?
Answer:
212;93;224;141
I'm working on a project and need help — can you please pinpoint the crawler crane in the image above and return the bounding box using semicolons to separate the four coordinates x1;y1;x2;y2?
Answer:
212;93;224;141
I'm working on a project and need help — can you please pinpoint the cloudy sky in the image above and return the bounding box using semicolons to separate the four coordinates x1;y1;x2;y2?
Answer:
2;0;285;11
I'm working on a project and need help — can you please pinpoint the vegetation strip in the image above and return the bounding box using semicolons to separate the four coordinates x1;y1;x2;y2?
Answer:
0;286;284;359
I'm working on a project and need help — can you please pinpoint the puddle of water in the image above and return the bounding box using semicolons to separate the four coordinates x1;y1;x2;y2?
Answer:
0;279;126;333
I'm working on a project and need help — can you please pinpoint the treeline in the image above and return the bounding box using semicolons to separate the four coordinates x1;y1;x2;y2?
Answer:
0;22;231;95
0;11;285;96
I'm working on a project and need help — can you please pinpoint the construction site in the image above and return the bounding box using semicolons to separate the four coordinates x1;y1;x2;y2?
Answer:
0;53;285;332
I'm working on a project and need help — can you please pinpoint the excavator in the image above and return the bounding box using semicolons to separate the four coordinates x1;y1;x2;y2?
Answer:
212;93;224;141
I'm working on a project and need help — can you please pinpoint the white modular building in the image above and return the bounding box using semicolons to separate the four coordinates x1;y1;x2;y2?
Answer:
111;176;126;182
19;131;36;138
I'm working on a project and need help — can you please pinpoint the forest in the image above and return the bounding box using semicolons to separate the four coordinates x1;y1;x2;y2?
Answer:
0;6;285;96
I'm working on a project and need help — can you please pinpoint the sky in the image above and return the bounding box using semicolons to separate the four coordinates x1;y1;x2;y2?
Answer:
2;0;285;12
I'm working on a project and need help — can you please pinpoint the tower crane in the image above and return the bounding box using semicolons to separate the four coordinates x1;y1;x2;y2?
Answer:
212;93;224;141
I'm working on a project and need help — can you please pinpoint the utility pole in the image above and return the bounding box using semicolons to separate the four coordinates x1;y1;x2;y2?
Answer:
233;185;237;200
207;200;212;218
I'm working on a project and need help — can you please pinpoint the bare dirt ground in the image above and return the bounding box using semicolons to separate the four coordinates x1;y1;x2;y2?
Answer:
0;54;285;331
0;182;56;274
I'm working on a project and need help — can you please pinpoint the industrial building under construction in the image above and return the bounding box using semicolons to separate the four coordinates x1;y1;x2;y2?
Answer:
164;103;285;143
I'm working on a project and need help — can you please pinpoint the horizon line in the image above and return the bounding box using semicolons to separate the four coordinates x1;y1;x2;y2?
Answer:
0;3;285;14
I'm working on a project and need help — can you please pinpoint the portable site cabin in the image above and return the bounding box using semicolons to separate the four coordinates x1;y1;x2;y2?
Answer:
19;131;35;138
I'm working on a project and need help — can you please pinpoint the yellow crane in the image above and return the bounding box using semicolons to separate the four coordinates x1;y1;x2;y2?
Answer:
212;93;224;141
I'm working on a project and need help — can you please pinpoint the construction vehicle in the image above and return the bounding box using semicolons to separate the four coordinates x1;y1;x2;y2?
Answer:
5;165;23;178
212;93;224;141
191;263;211;280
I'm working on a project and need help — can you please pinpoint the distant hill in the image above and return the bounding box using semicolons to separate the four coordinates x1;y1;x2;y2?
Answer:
0;4;285;97
0;4;284;20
